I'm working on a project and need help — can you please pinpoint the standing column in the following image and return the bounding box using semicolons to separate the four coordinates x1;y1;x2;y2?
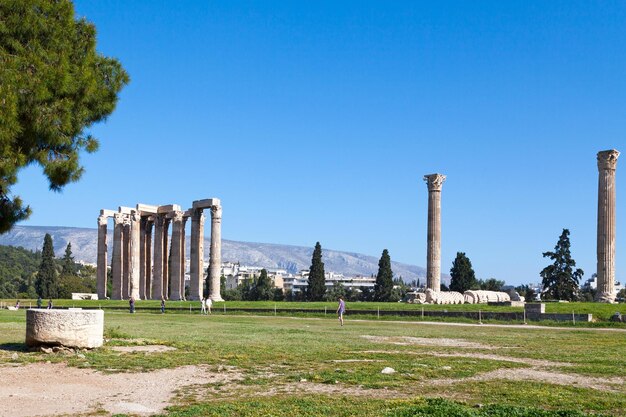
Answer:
424;173;446;292
169;211;184;300
129;211;141;300
96;214;108;299
209;204;223;301
139;217;147;299
189;209;205;300
122;219;131;299
111;213;125;300
145;219;153;299
180;216;188;300
152;215;165;300
162;218;171;298
596;149;620;303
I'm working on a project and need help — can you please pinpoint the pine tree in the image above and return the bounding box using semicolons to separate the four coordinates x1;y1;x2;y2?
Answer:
0;0;129;233
374;249;394;301
449;252;477;293
540;229;584;301
307;242;326;301
35;234;58;298
61;243;76;276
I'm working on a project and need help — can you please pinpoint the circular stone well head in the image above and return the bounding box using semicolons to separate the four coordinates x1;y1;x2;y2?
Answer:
26;309;104;349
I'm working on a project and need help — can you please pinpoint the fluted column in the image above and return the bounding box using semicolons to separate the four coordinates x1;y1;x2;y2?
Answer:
144;219;153;299
162;218;170;299
424;173;446;292
152;215;165;300
96;215;108;299
596;149;620;303
129;211;141;300
122;219;131;299
169;211;184;300
180;216;188;300
189;209;204;300
111;213;125;300
139;217;148;299
209;204;223;301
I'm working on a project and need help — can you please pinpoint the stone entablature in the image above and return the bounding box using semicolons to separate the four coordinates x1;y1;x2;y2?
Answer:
96;198;222;301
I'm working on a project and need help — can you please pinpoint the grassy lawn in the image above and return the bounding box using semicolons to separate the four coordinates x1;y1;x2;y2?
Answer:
2;308;626;416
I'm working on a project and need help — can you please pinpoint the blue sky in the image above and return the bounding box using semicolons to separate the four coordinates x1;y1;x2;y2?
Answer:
14;1;626;285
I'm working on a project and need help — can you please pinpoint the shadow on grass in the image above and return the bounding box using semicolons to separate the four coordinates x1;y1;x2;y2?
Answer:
0;342;28;352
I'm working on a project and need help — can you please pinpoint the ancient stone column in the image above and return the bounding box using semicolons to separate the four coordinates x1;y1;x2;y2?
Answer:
111;213;125;300
162;218;170;298
122;219;131;299
169;211;184;301
209;204;223;301
129;211;141;300
139;217;147;299
152;215;165;300
596;149;620;303
180;216;188;300
96;214;108;299
144;219;153;299
189;209;205;300
424;173;446;292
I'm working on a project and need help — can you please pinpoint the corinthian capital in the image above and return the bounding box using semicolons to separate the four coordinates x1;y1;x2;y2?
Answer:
113;213;125;225
597;149;620;171
98;215;108;227
424;173;446;191
211;205;222;220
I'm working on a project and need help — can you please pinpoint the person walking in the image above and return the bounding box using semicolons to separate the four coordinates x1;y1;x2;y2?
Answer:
129;297;135;314
160;297;165;314
201;297;207;315
36;296;42;309
47;299;53;309
205;297;212;315
14;300;20;310
337;297;346;326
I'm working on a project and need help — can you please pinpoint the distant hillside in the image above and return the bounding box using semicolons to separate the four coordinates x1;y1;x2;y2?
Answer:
0;226;450;284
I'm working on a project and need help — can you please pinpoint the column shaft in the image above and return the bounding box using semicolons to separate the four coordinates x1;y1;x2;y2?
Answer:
152;216;165;300
169;212;184;300
139;217;147;299
189;209;204;300
209;205;223;301
111;214;125;300
424;174;446;292
122;221;131;299
145;220;153;299
96;215;108;299
596;150;620;302
129;211;141;300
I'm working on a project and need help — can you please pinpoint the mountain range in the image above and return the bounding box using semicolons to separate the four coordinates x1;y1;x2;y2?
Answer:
0;226;450;284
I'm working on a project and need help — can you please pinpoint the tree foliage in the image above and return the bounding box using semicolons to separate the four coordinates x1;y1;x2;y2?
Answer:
0;245;41;298
0;0;129;233
307;242;326;301
61;242;75;276
35;234;58;298
253;269;274;301
477;278;505;291
374;249;393;301
540;229;583;301
449;252;477;293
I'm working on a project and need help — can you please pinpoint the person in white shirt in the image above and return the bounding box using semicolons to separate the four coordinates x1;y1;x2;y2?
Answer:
204;297;212;315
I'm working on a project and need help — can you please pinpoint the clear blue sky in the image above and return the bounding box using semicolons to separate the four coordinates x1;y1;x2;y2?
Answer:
14;0;626;285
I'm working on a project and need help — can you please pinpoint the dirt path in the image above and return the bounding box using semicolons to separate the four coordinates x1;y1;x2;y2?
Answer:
0;362;242;417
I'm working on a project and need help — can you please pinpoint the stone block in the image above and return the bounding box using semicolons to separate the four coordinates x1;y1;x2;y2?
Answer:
118;206;134;214
26;309;104;349
157;204;181;214
100;209;116;217
136;203;158;215
192;198;220;209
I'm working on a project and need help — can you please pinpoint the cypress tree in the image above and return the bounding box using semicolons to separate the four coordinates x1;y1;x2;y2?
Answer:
307;242;326;301
35;234;58;298
374;249;394;301
255;269;273;301
61;242;76;276
540;229;583;301
449;252;477;293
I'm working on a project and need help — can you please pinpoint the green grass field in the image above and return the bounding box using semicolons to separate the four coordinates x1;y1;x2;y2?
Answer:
1;306;626;416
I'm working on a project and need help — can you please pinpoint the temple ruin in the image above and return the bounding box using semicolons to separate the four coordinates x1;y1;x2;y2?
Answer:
96;199;223;301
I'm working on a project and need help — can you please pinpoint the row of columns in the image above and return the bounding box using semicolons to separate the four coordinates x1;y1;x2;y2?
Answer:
96;199;223;301
422;149;620;303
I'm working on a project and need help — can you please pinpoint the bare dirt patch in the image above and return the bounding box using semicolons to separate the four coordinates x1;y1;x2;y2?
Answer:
353;350;572;368
110;345;177;353
0;362;243;417
431;368;626;392
362;335;496;349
